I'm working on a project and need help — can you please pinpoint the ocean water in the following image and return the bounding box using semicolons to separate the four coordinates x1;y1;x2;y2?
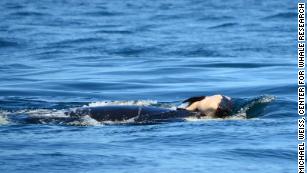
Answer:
0;0;297;172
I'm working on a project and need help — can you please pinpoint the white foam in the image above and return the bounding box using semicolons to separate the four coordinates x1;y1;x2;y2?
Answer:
225;113;247;120
235;95;275;116
184;116;212;122
67;115;102;126
0;110;10;125
184;114;247;122
65;113;138;126
87;100;158;107
177;103;189;109
25;109;68;118
257;95;276;103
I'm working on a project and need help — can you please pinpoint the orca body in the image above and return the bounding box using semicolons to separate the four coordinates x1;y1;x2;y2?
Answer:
67;105;195;123
12;95;233;125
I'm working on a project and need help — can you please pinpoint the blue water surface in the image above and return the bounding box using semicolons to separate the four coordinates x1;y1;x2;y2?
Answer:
0;0;297;172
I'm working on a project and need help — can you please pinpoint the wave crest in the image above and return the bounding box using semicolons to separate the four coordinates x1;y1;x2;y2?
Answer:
87;100;158;107
233;95;276;118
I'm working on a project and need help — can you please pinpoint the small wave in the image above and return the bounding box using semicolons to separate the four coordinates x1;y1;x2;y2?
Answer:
0;39;19;48
111;46;158;56
184;63;290;69
234;95;276;118
224;148;295;160
208;22;238;29
150;14;185;20
1;63;34;70
95;24;123;28
263;12;296;20
170;48;226;57
198;15;235;21
5;3;24;9
83;11;124;17
95;30;133;34
188;49;223;57
10;11;47;17
51;37;106;46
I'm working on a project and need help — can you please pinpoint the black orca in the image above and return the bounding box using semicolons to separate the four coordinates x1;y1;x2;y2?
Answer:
12;95;233;125
66;105;195;123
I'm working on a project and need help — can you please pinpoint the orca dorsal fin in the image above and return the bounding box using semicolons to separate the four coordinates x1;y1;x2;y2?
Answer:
182;96;206;105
